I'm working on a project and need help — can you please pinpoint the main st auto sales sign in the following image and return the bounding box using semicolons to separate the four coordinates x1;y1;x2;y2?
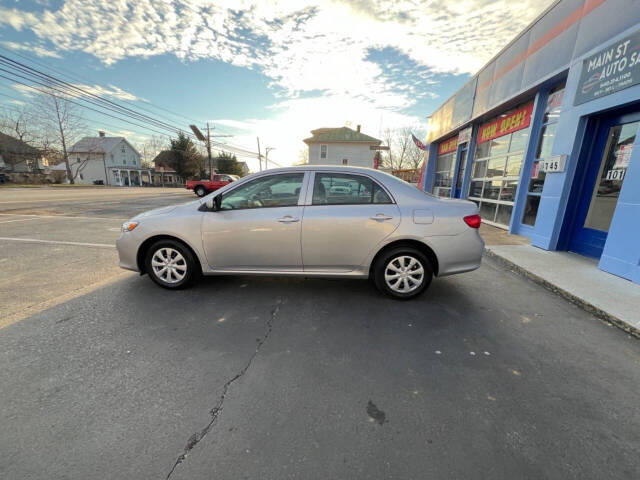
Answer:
574;31;640;105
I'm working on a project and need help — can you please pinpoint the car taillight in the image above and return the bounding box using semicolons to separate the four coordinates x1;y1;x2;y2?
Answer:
463;214;481;229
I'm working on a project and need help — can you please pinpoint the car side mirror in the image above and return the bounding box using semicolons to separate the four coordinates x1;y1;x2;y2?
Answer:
206;195;222;211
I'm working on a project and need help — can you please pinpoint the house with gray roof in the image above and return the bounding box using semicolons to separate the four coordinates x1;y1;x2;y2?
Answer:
303;125;381;168
0;132;49;173
67;131;150;186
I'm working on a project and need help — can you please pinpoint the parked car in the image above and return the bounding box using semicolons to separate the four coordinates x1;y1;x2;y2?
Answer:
116;166;483;299
186;174;239;197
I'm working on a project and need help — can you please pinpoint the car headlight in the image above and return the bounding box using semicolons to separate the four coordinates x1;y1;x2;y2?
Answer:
122;221;139;232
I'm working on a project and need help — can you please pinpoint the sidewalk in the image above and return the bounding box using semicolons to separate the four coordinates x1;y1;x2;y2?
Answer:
480;225;640;336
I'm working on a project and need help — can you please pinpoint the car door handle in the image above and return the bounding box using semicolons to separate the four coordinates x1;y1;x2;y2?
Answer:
277;216;300;223
370;214;394;221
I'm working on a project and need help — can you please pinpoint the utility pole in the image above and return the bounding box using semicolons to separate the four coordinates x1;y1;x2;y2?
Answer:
191;123;233;179
265;147;275;170
256;137;262;171
206;122;213;179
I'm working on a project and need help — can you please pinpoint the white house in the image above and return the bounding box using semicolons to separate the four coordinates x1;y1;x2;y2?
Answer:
66;132;151;186
303;125;382;168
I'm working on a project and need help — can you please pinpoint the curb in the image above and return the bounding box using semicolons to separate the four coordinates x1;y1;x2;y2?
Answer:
484;248;640;339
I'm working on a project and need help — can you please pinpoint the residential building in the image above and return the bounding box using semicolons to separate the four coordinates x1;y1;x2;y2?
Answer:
237;161;250;176
152;150;183;185
68;131;151;185
303;125;381;168
0;132;48;173
420;0;640;285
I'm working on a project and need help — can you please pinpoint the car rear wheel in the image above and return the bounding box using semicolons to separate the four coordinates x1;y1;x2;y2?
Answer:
194;185;207;197
145;240;198;289
373;247;432;299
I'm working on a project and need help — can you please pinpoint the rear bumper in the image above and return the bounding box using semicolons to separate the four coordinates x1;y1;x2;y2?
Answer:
429;228;484;277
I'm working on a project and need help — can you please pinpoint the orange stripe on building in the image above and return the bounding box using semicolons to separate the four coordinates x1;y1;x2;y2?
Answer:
477;0;608;94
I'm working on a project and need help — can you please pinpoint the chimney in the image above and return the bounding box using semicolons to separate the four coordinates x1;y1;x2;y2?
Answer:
356;125;361;133
98;130;105;137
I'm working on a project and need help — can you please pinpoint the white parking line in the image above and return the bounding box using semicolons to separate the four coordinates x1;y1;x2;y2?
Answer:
0;217;40;224
0;237;115;249
0;213;127;221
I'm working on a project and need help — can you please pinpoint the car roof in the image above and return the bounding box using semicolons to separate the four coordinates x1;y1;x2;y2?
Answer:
244;165;428;203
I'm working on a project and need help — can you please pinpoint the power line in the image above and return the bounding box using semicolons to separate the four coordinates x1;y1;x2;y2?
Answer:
0;44;203;127
0;52;265;159
0;56;195;137
0;58;262;156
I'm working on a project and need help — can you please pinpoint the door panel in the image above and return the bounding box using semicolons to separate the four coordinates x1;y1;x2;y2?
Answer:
569;112;639;258
301;172;400;271
202;206;304;270
201;172;306;270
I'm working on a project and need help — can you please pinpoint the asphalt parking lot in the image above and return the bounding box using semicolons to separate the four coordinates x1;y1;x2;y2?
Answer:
1;186;640;479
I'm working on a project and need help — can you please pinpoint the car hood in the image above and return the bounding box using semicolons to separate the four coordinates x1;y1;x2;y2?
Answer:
133;201;198;220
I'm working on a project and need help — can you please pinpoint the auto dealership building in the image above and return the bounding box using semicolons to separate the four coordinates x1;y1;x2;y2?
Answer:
421;0;640;285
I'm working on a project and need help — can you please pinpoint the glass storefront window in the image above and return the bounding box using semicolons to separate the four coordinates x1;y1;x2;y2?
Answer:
522;195;541;226
473;160;487;178
475;141;490;159
509;129;529;153
505;154;523;177
584;121;638;232
432;151;456;197
456;149;467;190
536;123;558;160
470;181;484;197
469;100;533;228
487;157;507;177
495;204;513;226
521;83;565;228
483;180;501;199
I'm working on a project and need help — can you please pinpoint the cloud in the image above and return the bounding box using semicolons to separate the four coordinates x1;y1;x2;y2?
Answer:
212;93;423;171
0;0;553;168
1;41;62;58
0;0;552;111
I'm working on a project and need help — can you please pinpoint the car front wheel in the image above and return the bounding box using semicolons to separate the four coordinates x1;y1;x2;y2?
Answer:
373;247;432;299
145;240;198;289
194;185;207;197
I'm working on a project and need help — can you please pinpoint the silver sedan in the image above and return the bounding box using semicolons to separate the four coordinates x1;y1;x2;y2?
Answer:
116;166;484;299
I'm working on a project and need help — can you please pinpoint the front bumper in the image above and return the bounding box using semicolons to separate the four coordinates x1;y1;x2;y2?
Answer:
116;232;141;272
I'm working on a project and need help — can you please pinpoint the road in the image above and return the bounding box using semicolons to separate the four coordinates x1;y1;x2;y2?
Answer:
1;187;639;479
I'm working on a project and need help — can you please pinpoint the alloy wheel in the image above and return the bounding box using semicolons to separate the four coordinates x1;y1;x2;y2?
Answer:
151;247;187;284
384;255;424;294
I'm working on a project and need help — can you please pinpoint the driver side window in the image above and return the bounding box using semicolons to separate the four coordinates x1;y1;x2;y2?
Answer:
220;173;304;210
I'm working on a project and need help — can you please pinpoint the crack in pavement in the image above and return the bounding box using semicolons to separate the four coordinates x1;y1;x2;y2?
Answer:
165;297;285;479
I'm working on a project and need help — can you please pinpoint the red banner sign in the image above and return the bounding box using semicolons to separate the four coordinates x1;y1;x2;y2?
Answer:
438;136;458;155
478;102;533;144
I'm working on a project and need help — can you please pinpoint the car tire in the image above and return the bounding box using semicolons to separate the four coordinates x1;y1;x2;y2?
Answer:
373;247;433;300
194;186;207;197
145;240;199;289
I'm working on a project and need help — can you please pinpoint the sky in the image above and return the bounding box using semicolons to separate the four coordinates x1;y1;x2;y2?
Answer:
0;0;553;170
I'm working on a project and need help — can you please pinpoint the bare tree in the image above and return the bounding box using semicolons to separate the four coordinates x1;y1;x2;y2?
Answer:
33;87;86;183
382;127;426;171
296;148;309;165
0;105;36;144
139;135;168;168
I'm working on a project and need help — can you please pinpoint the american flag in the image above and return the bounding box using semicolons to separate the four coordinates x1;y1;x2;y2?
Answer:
411;133;428;151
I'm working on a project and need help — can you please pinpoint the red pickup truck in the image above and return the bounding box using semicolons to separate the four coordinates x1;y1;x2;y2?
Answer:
186;174;240;197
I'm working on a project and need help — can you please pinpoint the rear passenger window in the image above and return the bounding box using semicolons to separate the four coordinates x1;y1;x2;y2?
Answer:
312;173;392;205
